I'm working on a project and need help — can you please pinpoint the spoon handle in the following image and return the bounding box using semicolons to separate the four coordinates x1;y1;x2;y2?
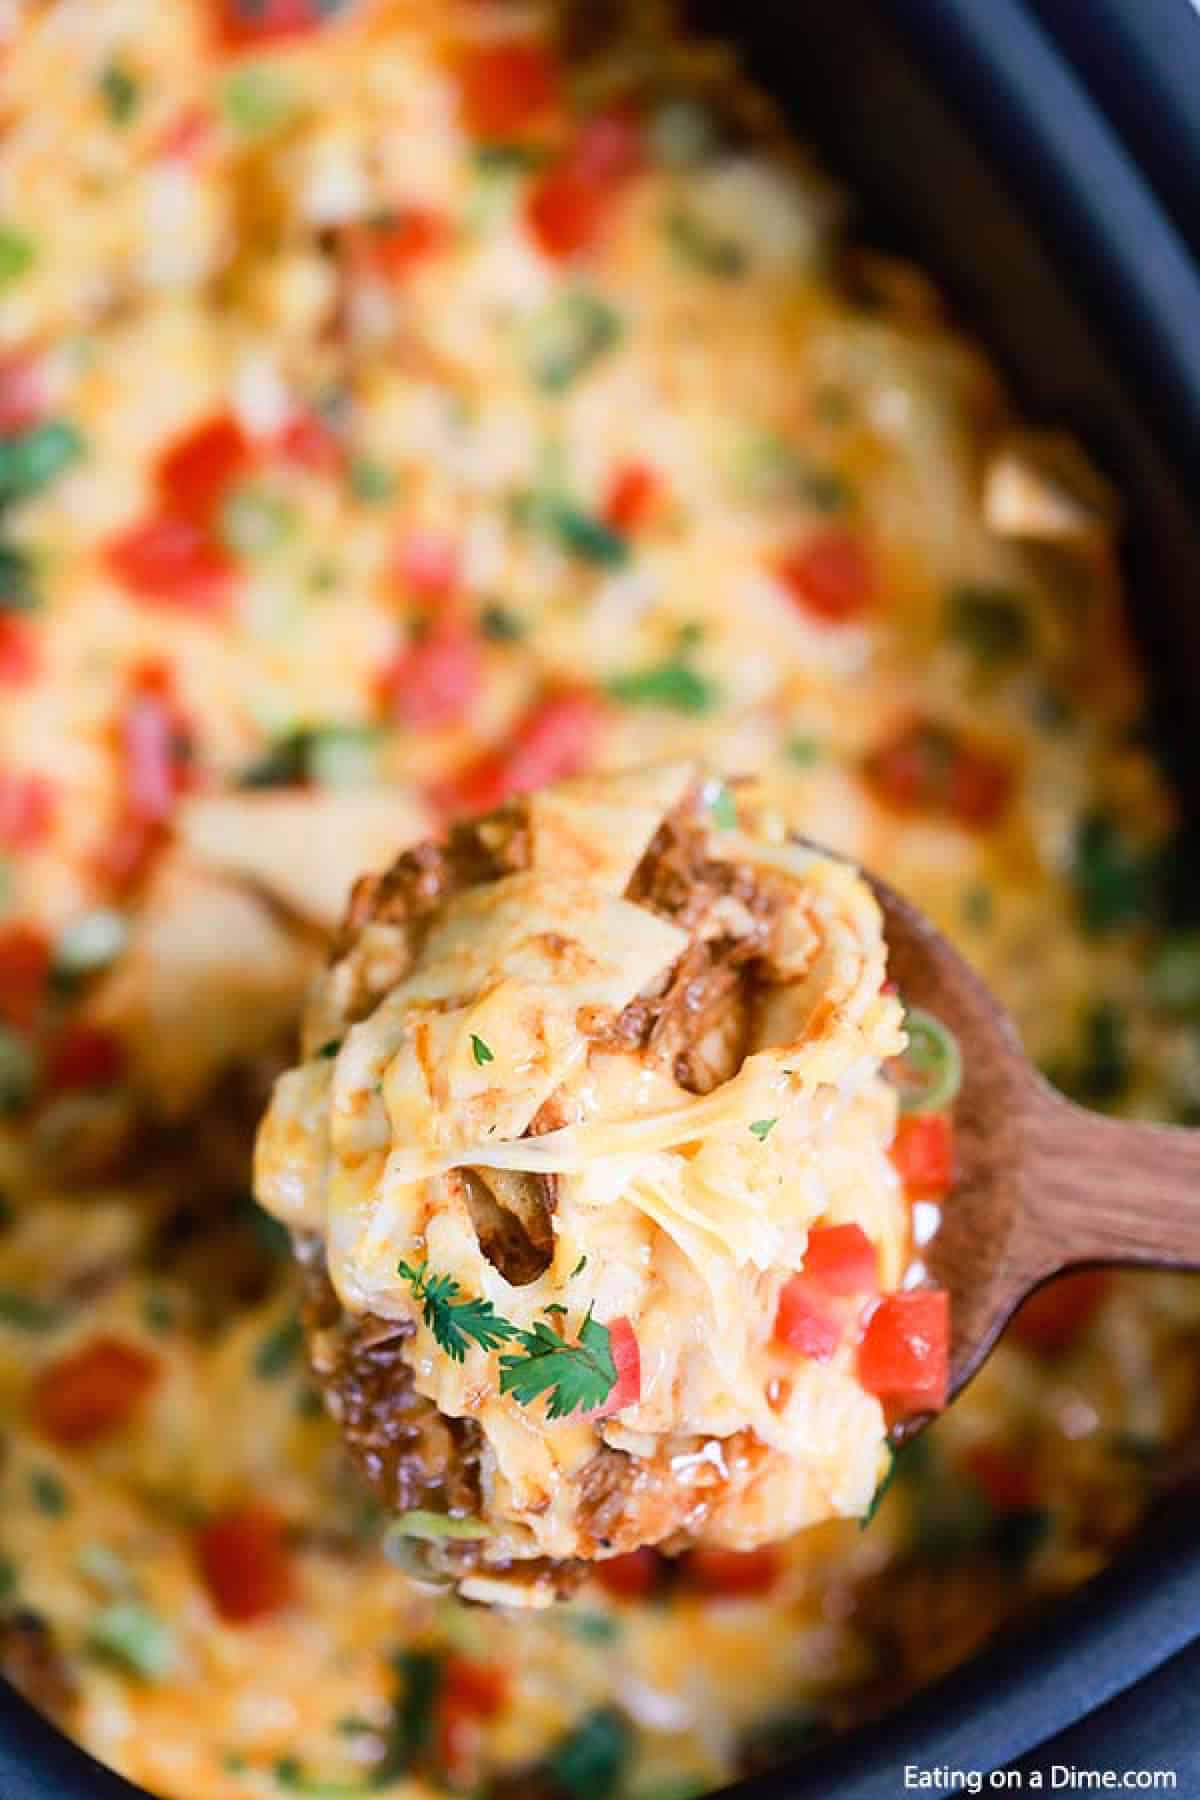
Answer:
1023;1082;1200;1277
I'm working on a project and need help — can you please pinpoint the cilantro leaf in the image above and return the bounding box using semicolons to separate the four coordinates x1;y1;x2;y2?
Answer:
397;1259;521;1363
470;1034;494;1067
499;1312;616;1420
749;1117;777;1141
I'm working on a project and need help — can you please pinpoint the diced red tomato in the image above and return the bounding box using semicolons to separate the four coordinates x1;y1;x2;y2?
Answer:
773;1274;841;1360
526;108;642;259
858;1288;950;1413
890;1113;955;1197
802;1223;879;1296
216;0;348;47
0;923;50;1031
195;1504;294;1624
158;414;253;526
0;353;47;435
776;529;876;624
593;1547;660;1600
119;664;193;825
275;412;344;476
378;622;482;729
683;1545;781;1598
31;1336;160;1447
44;1025;126;1094
865;717;1013;831
355;208;451;281
582;1314;641;1420
0;772;55;851
155;106;214;162
393;528;460;602
96;816;169;897
457;41;561;139
0;617;39;686
603;462;665;534
105;515;236;612
964;1444;1038;1513
1009;1270;1110;1354
436;1657;509;1788
438;689;605;817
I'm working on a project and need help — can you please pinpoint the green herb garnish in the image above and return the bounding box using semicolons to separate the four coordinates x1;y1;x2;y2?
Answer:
220;485;295;557
949;584;1030;662
479;601;526;641
88;1602;175;1680
0;1290;62;1332
348;459;395;504
1072;812;1155;934
0;542;39;610
664;208;746;278
0;227;34;289
30;1468;69;1516
222;65;295;135
397;1259;522;1363
547;1708;633;1800
606;662;717;714
499;1311;617;1421
0;422;84;508
470;1034;494;1067
708;784;737;830
785;735;822;766
748;1117;777;1141
316;1039;342;1060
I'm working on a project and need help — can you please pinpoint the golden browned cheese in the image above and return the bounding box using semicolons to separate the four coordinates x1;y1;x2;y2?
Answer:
0;3;1197;1798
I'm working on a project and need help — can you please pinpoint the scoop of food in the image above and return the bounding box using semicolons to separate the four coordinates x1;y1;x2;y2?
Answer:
254;764;947;1604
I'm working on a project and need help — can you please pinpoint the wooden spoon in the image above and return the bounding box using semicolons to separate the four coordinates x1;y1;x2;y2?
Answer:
860;865;1200;1440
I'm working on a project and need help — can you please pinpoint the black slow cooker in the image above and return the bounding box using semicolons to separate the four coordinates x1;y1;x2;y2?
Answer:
4;1;1200;1793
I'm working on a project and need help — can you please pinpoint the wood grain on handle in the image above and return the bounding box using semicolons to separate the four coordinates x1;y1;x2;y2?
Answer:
1021;1082;1200;1278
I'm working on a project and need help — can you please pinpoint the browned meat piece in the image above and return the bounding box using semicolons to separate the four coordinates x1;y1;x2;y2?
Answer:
0;1610;78;1722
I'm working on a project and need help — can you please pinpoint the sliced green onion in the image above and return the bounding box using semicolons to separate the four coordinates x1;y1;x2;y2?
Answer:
53;909;128;981
30;1468;69;1516
0;542;39;611
1149;932;1200;1017
0;226;34;289
222;65;296;135
664;208;746;278
0;1028;36;1115
707;783;737;830
892;1007;962;1115
348;459;394;504
77;1543;135;1595
948;584;1030;662
88;1601;176;1681
648;98;718;168
386;1510;491;1543
521;290;622;392
220;485;295;558
0;1290;62;1332
99;62;140;126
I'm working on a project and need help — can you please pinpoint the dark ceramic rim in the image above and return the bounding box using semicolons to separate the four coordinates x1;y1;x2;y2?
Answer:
3;0;1200;1794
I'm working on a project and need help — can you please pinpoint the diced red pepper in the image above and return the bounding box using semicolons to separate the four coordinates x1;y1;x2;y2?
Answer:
31;1336;160;1447
0;617;39;686
393;527;460;602
0;772;55;851
0;923;50;1031
603;462;664;534
378;621;482;729
0;353;47;436
1009;1270;1110;1354
571;109;643;185
583;1314;641;1420
773;1274;841;1360
457;40;560;139
105;514;236;612
864;717;1013;831
96;815;169;896
275;412;344;476
802;1223;879;1296
858;1288;949;1413
964;1444;1038;1513
216;0;348;47
195;1504;294;1624
158;414;253;526
44;1025;126;1094
776;529;876;625
683;1545;781;1598
355;208;451;281
890;1113;955;1197
593;1547;661;1600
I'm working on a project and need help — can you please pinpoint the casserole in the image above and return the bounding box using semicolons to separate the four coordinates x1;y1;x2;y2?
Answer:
2;0;1200;1792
